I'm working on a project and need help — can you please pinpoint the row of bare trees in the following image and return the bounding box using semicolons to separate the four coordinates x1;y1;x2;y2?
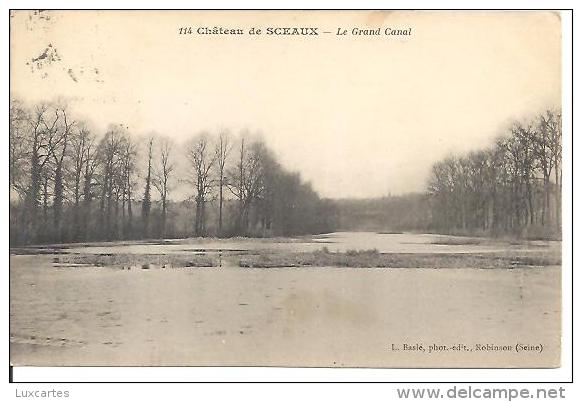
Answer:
185;132;338;238
427;109;562;238
9;98;337;245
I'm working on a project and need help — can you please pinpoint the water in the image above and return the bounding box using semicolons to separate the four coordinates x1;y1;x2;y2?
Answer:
9;231;561;367
52;231;555;256
10;254;561;367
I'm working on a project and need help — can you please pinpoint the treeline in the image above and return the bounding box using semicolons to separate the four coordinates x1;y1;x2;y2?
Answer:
335;194;431;232
9;98;338;245
427;109;562;239
337;109;563;239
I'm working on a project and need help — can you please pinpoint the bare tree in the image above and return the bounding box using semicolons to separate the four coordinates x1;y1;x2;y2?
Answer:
187;133;216;236
49;106;75;241
11;98;341;245
22;104;61;243
546;110;562;231
532;110;558;225
214;131;232;237
69;122;96;238
228;137;248;234
81;130;100;241
153;137;175;238
226;137;267;235
9;98;30;198
142;137;154;238
121;134;138;238
427;108;562;238
512;121;536;225
97;125;126;240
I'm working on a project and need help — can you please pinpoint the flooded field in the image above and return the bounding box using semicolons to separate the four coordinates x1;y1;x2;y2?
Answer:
10;232;561;367
14;231;560;256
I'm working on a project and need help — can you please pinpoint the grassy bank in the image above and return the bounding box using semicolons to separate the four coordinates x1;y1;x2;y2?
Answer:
55;253;218;269
239;248;560;269
37;247;561;270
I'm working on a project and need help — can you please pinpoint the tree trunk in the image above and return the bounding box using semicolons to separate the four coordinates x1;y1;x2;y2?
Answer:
25;137;41;244
161;196;167;239
555;168;561;232
127;171;133;236
542;176;550;226
83;169;93;240
53;163;64;242
42;176;49;242
218;176;223;237
195;198;203;237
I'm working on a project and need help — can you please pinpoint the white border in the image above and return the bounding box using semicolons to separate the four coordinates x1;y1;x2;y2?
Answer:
2;0;576;389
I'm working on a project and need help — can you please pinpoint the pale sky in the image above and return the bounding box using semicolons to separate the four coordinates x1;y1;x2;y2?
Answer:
10;10;561;198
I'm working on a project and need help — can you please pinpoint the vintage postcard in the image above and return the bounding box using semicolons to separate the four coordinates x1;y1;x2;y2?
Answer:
9;10;564;368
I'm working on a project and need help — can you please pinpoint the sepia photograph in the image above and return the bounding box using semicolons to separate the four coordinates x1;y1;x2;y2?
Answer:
8;9;566;370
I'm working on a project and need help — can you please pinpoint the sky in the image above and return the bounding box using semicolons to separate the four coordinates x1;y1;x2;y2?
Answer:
10;10;562;199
